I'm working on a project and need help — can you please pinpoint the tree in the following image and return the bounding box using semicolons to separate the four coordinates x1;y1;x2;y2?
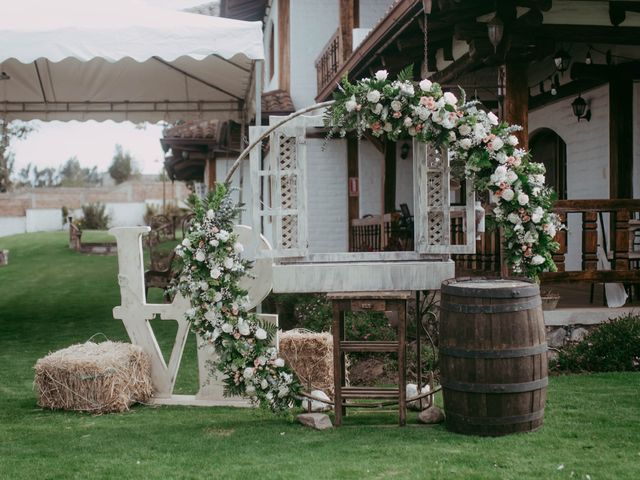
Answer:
58;156;100;187
108;144;135;184
0;120;33;192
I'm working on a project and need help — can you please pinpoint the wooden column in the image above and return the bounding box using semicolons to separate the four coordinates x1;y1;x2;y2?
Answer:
503;63;529;149
609;72;633;199
278;0;291;92
206;154;216;191
347;135;359;252
339;0;357;62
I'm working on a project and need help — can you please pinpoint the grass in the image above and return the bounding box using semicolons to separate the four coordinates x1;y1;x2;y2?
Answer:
0;231;639;479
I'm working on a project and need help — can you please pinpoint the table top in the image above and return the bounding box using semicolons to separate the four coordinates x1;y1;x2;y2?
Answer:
326;291;413;300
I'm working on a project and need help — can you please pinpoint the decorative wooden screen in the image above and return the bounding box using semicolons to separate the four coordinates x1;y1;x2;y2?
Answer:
249;117;309;258
413;139;476;254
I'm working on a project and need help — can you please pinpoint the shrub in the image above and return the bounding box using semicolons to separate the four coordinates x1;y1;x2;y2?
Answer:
555;314;640;372
78;202;110;230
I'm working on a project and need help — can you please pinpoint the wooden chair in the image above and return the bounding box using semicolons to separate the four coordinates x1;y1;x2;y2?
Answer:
144;229;178;301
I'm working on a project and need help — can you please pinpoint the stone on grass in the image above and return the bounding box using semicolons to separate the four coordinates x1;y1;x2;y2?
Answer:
547;327;567;348
297;413;333;430
304;389;331;412
418;406;445;424
406;383;432;411
570;327;589;343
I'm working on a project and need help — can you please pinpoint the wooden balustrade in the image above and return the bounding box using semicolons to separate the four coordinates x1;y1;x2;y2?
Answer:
350;213;406;252
542;199;640;284
315;28;343;95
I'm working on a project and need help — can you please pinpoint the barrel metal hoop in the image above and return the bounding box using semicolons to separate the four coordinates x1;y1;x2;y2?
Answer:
441;377;548;394
441;277;540;299
440;343;548;359
446;409;545;426
440;297;542;314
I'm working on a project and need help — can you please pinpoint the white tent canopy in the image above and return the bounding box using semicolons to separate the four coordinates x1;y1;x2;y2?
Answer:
0;0;264;122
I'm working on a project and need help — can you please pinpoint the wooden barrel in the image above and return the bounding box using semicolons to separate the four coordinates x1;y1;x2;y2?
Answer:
439;277;547;436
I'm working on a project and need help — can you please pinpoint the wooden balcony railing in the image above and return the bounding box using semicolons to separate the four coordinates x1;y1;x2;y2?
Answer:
350;213;409;252
541;199;640;284
315;27;343;95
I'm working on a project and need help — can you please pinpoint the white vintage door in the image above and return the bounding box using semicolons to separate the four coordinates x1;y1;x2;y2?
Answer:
413;139;476;254
249;117;309;258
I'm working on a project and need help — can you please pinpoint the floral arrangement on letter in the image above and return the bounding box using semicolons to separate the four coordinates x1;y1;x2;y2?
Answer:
175;184;301;412
326;66;564;280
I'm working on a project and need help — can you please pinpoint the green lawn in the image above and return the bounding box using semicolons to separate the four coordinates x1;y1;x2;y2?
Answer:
0;231;639;479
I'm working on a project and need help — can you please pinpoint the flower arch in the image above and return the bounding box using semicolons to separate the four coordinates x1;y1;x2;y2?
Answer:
326;67;564;280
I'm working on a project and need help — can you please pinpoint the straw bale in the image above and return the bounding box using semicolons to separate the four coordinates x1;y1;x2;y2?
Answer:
34;341;152;413
279;329;343;394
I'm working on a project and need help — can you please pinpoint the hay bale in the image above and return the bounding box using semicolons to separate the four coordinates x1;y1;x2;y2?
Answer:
34;341;152;413
279;329;340;394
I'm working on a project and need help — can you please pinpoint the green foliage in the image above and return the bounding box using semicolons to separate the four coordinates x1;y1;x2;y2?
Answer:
108;144;135;184
555;314;640;372
78;202;110;230
58;156;100;187
143;203;160;225
0;120;34;192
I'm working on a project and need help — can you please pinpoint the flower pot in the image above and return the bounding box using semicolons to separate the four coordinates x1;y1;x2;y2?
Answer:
541;292;560;311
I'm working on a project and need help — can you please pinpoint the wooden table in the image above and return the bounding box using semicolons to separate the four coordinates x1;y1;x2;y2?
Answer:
328;291;411;426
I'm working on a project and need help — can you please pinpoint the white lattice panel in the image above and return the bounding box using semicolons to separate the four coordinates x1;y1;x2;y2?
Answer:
413;139;476;254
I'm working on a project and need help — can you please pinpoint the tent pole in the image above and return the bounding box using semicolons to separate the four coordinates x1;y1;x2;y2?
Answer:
255;60;262;127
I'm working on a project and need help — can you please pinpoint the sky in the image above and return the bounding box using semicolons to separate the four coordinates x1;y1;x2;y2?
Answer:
10;0;215;178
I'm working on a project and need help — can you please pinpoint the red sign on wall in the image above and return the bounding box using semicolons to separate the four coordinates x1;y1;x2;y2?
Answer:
348;177;359;197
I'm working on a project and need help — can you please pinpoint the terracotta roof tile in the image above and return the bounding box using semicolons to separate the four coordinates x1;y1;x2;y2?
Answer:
164;119;222;140
262;89;295;116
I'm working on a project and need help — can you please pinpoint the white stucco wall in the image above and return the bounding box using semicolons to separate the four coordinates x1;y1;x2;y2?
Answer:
359;139;383;218
359;0;396;28
263;0;280;93
25;209;63;233
289;0;340;108
0;217;27;237
305;138;348;253
529;84;609;270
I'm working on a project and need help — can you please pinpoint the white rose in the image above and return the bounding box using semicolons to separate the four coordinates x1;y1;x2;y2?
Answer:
487;111;499;125
206;209;214;219
238;321;250;336
366;89;381;103
233;242;244;253
195;250;206;262
491;137;504;151
399;82;415;96
524;231;537;243
517;192;530;206
204;309;216;321
383;122;393;132
507;135;519;146
221;323;233;333
448;131;456;142
531;207;544;224
403;117;412;127
199;280;209;291
375;69;388;81
260;379;269;390
391;100;402;112
182;238;192;249
543;223;557;238
507;212;521;224
505;170;518;184
373;103;383;114
473;123;486;140
213;291;223;302
243;367;254;379
246;385;256;395
496;152;507;164
210;267;222;279
209;239;219;247
224;257;234;270
531;254;545;266
255;328;268;340
274;358;285;368
502;188;515;201
345;97;357;112
216;230;230;242
459;138;472;150
408;127;417;136
458;124;471;136
419;79;432;92
443;91;457;105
